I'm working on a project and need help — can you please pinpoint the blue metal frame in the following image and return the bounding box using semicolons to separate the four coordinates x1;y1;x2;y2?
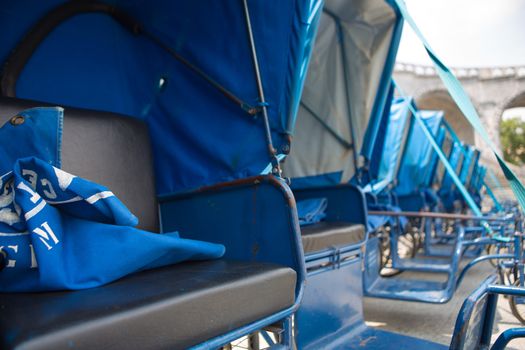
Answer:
292;184;449;349
160;175;306;349
451;279;525;350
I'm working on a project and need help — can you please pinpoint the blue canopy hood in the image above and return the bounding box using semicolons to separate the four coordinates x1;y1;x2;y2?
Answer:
395;109;444;195
0;0;323;196
282;0;403;184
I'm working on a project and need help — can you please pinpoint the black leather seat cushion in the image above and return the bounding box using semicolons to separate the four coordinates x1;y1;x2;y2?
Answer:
0;97;158;231
0;260;296;350
0;97;297;348
301;222;365;253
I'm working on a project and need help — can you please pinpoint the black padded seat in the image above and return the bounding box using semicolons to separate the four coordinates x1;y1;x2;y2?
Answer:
301;222;366;254
0;97;297;348
0;260;296;350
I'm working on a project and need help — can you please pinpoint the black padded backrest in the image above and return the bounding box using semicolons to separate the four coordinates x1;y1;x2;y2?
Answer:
0;97;159;231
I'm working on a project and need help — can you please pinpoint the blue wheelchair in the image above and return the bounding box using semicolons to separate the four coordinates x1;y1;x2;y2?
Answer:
0;0;524;349
0;0;323;348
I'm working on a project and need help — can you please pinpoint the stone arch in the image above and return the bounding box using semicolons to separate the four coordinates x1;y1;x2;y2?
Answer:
415;89;476;145
498;90;525;165
502;91;525;110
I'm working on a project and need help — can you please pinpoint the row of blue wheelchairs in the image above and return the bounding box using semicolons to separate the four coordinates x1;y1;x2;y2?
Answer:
365;188;525;322
0;1;524;349
0;97;521;349
1;99;523;350
283;178;525;349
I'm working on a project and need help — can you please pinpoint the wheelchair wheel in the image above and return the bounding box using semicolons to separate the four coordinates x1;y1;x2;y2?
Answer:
509;287;525;325
399;223;419;259
486;244;509;267
378;228;401;277
378;227;405;278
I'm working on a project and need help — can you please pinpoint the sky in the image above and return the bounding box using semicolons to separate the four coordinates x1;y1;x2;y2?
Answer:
503;107;525;121
397;0;525;67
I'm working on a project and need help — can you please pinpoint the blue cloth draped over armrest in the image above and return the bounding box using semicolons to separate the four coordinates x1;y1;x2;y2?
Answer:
0;157;225;292
297;198;328;226
0;107;225;292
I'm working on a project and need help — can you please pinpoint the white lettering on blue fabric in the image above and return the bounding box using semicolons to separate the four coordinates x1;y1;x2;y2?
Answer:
40;178;57;199
0;245;18;267
32;222;59;250
0;243;39;269
53;167;75;191
24;200;46;221
86;191;114;204
29;244;38;268
22;169;38;190
17;182;40;204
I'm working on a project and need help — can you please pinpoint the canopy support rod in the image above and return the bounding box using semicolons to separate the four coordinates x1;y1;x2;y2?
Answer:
424;127;445;187
143;32;262;116
300;101;353;149
241;0;280;176
443;120;503;209
485;181;504;212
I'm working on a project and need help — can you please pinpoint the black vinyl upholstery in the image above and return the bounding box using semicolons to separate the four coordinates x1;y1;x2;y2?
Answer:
301;222;365;253
0;97;297;349
0;260;296;350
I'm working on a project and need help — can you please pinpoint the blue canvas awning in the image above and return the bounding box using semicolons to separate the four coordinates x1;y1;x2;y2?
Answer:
365;96;412;193
0;0;323;195
424;126;446;187
395;110;443;195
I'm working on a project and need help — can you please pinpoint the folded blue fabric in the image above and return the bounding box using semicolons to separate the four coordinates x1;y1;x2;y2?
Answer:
0;157;225;292
297;198;328;226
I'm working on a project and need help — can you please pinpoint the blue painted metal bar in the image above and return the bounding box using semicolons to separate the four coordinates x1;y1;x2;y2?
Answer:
485;182;504;211
491;328;525;350
455;253;514;287
304;244;363;263
425;126;446;187
488;168;504;190
441;120;500;212
261;330;276;346
488;284;525;296
442;119;462;147
454;151;503;211
241;0;279;175
481;293;500;347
